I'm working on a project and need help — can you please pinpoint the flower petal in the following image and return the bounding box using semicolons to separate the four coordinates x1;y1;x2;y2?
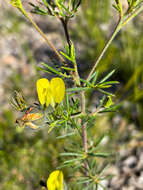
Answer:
36;78;50;106
47;170;64;190
50;78;65;104
46;88;54;107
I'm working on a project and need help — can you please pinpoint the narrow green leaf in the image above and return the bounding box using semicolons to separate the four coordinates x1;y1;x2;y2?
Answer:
61;66;74;71
65;93;70;113
91;71;99;85
40;62;60;75
42;0;53;15
60;152;83;157
60;51;73;61
29;3;48;15
57;164;71;169
99;81;119;85
99;70;115;84
66;87;90;92
97;84;112;88
42;0;49;7
77;179;92;184
112;4;120;11
94;134;105;147
75;0;82;9
78;177;89;181
96;80;119;88
87;71;98;83
38;63;71;78
80;78;93;87
99;164;109;176
83;182;94;190
88;152;110;158
71;112;82;118
72;0;77;10
97;88;115;96
59;2;71;15
99;95;106;107
56;132;75;139
65;43;70;55
37;66;51;74
63;157;83;164
99;104;121;113
70;42;75;61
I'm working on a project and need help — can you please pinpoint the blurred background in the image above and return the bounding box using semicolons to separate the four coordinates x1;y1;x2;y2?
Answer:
0;0;143;189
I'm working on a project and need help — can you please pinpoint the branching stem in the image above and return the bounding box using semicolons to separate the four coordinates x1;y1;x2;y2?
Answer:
86;18;122;82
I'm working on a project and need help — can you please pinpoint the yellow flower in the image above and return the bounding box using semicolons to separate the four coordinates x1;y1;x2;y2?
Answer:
36;78;65;107
10;0;23;8
47;170;64;190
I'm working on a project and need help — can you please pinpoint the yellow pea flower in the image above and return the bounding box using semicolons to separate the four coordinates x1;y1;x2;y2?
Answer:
50;78;65;104
36;78;65;107
47;170;64;190
37;78;50;106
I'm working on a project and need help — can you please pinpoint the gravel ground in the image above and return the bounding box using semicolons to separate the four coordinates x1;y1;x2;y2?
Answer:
108;144;143;190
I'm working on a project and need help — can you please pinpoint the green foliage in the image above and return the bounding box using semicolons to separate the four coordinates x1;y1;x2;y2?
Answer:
126;0;142;12
29;0;82;18
2;0;143;189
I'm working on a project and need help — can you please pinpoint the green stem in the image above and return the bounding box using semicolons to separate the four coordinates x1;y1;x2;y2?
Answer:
19;9;65;64
81;91;89;184
81;91;86;114
86;19;122;82
82;122;89;184
118;0;123;18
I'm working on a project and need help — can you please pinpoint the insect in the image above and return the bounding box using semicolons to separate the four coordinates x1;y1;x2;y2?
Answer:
16;106;43;129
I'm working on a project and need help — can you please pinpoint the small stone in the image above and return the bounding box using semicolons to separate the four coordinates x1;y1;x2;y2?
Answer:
112;115;122;125
124;156;137;168
137;172;143;188
110;175;125;189
120;148;129;159
136;153;143;171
